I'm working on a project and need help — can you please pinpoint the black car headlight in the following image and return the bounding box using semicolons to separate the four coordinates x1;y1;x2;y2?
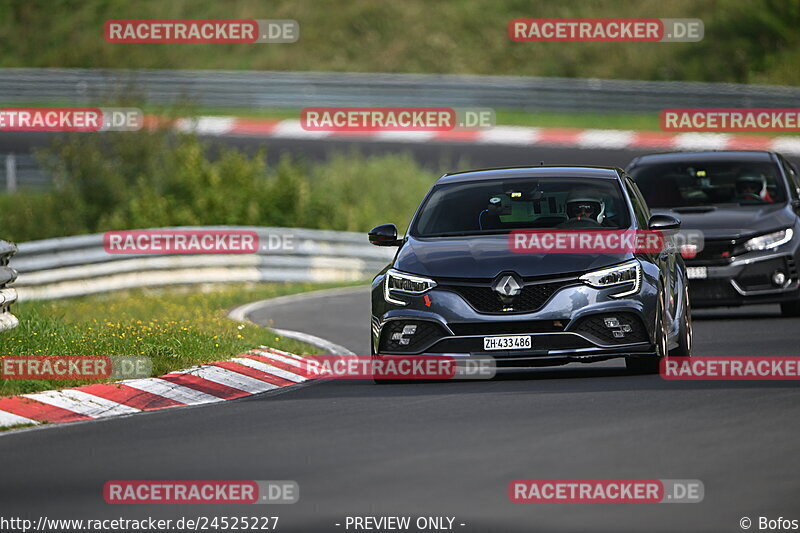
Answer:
383;268;437;306
743;228;793;252
579;259;641;298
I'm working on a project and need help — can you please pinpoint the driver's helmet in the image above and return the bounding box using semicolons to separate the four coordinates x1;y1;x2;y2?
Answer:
736;173;766;199
566;190;605;223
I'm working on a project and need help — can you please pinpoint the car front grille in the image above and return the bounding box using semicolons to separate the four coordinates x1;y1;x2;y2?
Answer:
689;279;740;301
439;279;577;314
689;238;742;265
448;320;567;336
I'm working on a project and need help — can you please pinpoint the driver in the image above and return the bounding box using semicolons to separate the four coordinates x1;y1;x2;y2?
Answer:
565;190;606;224
735;173;772;202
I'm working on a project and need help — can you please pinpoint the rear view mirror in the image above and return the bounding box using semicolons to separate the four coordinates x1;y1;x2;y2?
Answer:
648;214;681;231
368;224;402;246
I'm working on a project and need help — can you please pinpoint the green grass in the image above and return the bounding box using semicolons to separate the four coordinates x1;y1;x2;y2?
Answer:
1;0;799;85
0;281;363;397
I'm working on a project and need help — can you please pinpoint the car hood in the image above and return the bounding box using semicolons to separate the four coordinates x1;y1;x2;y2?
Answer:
654;203;795;240
394;235;633;279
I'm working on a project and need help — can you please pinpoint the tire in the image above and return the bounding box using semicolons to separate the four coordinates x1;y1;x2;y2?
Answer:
669;286;693;357
626;293;668;374
780;299;800;317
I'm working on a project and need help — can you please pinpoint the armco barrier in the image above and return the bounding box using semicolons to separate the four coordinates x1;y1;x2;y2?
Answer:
0;240;19;331
1;68;799;113
9;227;395;301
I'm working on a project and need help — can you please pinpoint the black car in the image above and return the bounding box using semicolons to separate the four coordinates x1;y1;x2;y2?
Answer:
627;151;800;316
368;166;692;375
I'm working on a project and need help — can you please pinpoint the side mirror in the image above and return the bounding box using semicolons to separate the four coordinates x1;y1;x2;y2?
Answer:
648;214;681;231
791;199;800;214
369;224;402;246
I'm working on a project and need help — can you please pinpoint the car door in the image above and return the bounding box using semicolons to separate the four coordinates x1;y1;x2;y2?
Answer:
624;176;679;322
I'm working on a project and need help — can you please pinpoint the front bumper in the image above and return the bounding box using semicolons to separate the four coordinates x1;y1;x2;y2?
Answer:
687;252;800;307
371;273;660;367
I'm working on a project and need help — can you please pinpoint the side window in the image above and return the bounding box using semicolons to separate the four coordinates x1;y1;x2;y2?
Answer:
623;178;650;228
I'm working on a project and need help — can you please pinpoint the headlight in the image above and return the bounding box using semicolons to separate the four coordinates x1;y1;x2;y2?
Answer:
579;259;641;298
383;269;437;306
744;228;793;252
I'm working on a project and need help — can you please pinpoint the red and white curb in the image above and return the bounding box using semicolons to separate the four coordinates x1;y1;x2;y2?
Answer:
0;347;318;430
153;116;800;155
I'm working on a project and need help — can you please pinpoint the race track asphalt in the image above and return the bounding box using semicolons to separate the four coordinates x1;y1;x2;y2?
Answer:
1;133;799;532
1;285;799;532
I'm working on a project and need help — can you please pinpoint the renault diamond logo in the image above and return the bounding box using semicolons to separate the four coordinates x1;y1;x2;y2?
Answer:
493;274;522;297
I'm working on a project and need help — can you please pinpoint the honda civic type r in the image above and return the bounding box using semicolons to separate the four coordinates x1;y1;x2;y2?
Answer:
368;166;693;374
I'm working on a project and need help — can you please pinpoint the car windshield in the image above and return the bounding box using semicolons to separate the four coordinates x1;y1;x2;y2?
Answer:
411;177;631;237
629;160;787;208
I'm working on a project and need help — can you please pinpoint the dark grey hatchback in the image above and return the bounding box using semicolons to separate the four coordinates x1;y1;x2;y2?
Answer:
368;166;692;374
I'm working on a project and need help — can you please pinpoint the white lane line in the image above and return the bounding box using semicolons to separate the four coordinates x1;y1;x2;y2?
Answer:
174;117;235;136
373;131;435;142
271;328;356;356
234;357;307;383
257;347;321;370
227;286;367;323
0;410;39;428
22;390;139;418
673;133;731;150
174;365;278;394
577;129;635;149
771;137;800;156
249;349;305;367
120;378;223;405
478;126;541;145
258;346;307;363
271;119;332;139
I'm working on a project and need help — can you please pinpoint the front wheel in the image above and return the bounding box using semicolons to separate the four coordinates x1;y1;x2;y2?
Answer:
669;286;693;357
626;294;668;374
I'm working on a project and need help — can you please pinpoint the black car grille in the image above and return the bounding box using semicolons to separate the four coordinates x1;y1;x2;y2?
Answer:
571;313;649;345
448;321;567;336
690;239;740;265
378;320;448;353
439;280;576;314
689;279;740;301
736;256;796;292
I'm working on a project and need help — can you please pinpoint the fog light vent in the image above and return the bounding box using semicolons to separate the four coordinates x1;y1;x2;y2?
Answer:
573;313;648;345
772;270;788;287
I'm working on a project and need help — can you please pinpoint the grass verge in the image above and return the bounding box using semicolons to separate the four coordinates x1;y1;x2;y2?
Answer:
0;281;363;397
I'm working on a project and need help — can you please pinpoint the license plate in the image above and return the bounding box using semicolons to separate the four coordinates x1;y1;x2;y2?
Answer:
483;335;532;351
687;266;708;280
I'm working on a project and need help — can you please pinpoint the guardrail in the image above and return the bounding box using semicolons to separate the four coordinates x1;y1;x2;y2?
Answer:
0;240;19;331
9;226;394;301
1;68;799;112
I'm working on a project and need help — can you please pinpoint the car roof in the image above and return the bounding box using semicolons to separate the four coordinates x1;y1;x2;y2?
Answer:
629;150;777;166
436;166;622;184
